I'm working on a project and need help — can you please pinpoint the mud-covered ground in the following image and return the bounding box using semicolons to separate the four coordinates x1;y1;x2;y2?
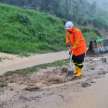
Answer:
0;54;108;108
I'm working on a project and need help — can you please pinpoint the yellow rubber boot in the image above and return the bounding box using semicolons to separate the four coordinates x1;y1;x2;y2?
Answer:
75;67;82;77
74;66;78;74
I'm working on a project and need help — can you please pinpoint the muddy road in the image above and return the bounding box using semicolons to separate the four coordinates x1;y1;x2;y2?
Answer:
0;51;65;75
0;54;108;108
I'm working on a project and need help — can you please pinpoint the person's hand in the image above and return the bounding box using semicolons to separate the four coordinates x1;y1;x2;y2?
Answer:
66;43;71;48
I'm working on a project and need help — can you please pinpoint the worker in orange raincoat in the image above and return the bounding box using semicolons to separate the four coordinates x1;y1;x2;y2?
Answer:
65;21;87;77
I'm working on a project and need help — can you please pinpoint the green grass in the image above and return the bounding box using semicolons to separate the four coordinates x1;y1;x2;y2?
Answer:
0;3;65;55
0;3;101;55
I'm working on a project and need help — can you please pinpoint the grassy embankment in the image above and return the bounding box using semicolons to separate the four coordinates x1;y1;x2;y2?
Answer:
0;3;101;55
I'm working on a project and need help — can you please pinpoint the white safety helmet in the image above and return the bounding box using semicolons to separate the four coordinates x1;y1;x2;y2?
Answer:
65;21;74;30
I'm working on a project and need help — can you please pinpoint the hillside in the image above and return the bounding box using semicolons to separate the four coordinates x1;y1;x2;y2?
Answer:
0;3;103;55
0;4;65;55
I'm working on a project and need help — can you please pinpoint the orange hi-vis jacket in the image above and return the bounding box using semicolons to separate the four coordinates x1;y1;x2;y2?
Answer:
66;27;87;56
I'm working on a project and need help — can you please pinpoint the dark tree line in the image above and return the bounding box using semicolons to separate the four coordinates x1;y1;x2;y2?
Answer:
0;0;97;25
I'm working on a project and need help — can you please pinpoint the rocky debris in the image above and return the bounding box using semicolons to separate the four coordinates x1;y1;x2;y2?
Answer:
29;68;67;87
101;57;107;63
81;82;92;88
98;71;108;75
0;81;7;88
81;78;96;88
24;85;40;91
46;76;65;84
61;67;68;73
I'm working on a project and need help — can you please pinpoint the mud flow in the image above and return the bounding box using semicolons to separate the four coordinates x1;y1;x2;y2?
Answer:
0;67;70;91
0;56;108;91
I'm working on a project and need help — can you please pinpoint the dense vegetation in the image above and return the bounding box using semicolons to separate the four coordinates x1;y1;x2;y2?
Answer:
0;4;65;55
